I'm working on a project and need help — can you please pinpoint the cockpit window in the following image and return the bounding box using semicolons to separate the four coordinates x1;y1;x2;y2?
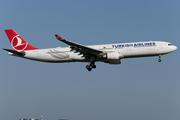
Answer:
168;44;172;46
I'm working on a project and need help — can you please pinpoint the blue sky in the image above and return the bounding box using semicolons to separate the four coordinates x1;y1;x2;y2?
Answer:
0;0;180;120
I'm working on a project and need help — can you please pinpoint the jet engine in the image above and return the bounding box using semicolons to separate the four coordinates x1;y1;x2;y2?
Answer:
102;52;123;64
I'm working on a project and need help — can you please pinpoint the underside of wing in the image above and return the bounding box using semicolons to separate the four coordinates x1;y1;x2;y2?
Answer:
55;34;103;57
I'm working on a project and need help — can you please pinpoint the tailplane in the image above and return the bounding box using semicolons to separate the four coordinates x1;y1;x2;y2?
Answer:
5;29;38;51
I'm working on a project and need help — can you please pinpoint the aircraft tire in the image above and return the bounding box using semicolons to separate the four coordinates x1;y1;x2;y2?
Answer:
88;68;92;71
158;59;162;62
92;65;96;69
86;65;90;69
86;65;92;71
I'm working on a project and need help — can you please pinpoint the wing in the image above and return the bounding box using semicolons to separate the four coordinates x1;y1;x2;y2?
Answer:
55;34;103;56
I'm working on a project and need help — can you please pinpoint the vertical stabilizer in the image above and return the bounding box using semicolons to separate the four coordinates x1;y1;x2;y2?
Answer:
5;29;38;51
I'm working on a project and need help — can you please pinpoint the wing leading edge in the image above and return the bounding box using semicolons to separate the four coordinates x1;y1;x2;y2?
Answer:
55;34;103;56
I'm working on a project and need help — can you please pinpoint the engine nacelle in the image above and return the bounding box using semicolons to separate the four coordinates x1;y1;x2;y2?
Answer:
106;52;120;60
102;52;124;64
109;59;121;64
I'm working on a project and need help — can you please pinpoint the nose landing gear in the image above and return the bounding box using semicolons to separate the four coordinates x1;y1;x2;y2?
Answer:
158;55;162;62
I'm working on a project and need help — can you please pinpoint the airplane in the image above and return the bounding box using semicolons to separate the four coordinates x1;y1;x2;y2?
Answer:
3;29;177;71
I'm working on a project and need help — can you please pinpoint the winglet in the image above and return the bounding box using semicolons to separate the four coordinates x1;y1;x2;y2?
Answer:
55;34;63;40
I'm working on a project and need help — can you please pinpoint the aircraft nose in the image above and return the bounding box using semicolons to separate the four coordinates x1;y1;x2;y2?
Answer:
173;45;177;51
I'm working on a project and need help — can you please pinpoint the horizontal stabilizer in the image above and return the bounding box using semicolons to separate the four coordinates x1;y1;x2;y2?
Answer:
3;48;25;57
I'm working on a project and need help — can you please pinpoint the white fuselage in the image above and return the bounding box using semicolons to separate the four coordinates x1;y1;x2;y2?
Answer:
11;41;177;63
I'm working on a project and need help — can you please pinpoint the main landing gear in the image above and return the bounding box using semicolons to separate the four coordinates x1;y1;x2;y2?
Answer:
86;56;96;71
86;62;96;71
158;55;162;62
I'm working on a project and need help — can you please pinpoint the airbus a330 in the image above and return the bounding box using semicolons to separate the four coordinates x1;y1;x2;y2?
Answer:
3;29;177;71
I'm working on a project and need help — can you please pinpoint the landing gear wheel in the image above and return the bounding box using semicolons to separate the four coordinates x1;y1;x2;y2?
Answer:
88;68;92;71
86;60;96;71
86;65;90;69
86;65;92;71
158;59;162;62
92;64;96;69
158;55;162;62
90;62;96;69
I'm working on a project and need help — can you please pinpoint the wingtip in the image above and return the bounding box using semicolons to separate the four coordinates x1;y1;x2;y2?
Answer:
55;34;63;40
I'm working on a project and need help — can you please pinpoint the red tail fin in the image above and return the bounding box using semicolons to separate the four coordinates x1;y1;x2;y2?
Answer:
5;29;38;51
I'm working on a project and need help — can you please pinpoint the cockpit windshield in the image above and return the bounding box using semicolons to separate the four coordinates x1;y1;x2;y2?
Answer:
168;44;172;46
